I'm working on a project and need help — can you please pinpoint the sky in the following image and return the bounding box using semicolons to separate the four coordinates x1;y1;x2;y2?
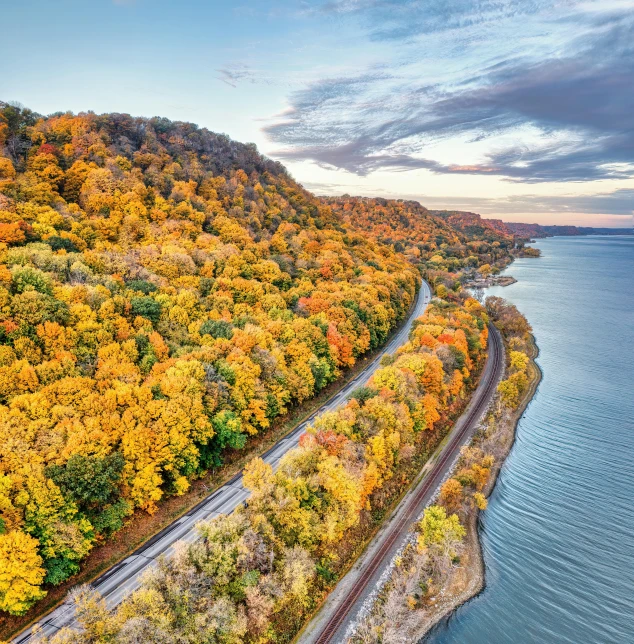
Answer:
2;0;633;227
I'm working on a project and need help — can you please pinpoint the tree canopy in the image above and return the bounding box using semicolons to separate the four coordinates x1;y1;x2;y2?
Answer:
0;103;510;619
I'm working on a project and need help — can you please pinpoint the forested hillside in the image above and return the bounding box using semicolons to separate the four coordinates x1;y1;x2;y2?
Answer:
0;103;509;620
428;210;513;244
324;197;512;275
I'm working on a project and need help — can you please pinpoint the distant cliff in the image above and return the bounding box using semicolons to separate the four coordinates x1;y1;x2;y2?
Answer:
506;223;632;238
428;211;631;240
429;210;513;242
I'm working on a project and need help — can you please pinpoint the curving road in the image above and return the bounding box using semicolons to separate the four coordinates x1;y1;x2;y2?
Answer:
14;283;432;643
302;323;504;644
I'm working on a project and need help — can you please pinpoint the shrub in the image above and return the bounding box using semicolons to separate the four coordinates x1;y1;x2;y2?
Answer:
126;279;158;294
45;236;78;253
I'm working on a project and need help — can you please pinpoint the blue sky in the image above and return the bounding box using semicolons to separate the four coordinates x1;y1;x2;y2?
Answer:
2;0;633;226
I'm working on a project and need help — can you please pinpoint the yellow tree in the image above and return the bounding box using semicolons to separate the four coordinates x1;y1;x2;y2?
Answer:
498;379;519;408
0;530;47;615
509;350;529;373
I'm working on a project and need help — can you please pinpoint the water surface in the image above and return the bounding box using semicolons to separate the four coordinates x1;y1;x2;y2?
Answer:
428;235;634;644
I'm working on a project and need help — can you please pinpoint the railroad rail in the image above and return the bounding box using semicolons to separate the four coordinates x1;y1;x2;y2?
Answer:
312;324;504;643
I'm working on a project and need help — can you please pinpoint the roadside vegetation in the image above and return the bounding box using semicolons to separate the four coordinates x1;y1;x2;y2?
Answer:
352;298;536;643
29;292;493;643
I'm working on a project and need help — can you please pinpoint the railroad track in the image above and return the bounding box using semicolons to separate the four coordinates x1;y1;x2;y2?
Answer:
313;324;504;644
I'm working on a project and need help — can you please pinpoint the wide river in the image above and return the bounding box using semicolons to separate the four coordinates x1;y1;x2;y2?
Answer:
428;235;634;643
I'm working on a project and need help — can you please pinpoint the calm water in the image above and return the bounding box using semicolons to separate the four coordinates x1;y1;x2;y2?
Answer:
428;235;634;644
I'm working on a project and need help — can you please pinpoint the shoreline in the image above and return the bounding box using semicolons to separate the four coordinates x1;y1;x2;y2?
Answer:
465;275;517;289
418;332;542;642
347;328;541;644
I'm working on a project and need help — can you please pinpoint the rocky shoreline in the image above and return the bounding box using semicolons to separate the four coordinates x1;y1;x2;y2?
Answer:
465;275;517;289
350;330;541;644
417;333;542;642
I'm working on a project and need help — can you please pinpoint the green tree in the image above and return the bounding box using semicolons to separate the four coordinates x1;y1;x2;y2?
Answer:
199;411;246;469
130;296;162;324
11;266;53;295
199;319;234;339
348;385;378;405
126;279;158;294
45;454;129;536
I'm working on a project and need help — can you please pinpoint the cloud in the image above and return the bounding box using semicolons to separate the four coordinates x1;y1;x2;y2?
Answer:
304;181;634;218
316;0;564;40
216;64;267;88
264;10;634;183
417;189;634;217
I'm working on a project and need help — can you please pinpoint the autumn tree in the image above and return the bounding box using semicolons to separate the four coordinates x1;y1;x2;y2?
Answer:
439;478;463;513
0;531;47;615
0;101;501;617
417;505;466;576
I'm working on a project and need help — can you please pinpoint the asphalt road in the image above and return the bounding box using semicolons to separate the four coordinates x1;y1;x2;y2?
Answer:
14;282;432;643
303;323;504;644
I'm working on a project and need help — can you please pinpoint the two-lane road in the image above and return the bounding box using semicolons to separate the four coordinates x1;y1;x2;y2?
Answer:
15;282;432;643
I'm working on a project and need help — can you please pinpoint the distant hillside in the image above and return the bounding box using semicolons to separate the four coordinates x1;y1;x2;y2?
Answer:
321;197;514;273
428;209;513;243
375;204;630;241
506;222;633;239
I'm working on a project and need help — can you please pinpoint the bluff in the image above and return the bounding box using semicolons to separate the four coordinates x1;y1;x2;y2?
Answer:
0;102;510;617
